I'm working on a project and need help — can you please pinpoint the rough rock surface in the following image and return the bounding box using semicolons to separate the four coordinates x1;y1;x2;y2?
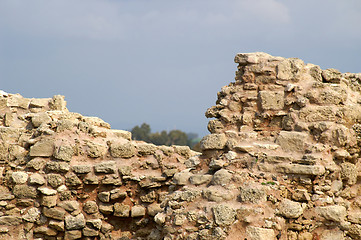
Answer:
1;52;361;239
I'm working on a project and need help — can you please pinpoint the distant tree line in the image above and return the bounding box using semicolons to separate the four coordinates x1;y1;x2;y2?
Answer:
131;123;201;150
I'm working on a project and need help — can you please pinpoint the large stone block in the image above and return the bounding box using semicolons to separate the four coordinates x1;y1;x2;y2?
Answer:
110;141;135;158
258;91;284;110
317;205;346;222
200;134;227;150
276;131;307;152
29;140;54;157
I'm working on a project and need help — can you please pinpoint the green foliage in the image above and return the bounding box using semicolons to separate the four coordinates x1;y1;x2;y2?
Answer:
131;123;200;150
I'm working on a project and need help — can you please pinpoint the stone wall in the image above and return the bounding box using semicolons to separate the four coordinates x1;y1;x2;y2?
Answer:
1;52;361;239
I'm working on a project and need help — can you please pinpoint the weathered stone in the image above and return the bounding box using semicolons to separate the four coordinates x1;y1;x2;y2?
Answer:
72;165;92;174
26;157;46;170
22;207;41;222
49;220;65;231
41;195;58;207
0;216;22;226
239;184;267;203
13;185;37;199
137;143;157;155
54;144;74;161
94;161;116;173
317;205;346;222
47;173;64;188
29;173;46;185
110;141;135;158
154;212;166;225
38;186;57;195
114;203;130;217
31;112;51;127
86;219;102;230
65;172;82;187
59;200;80;212
83;227;99;237
110;189;127;200
173;169;192;185
43;207;66;220
64;230;82;240
98;202;113;214
111;129;132;140
118;165;132;176
212;169;233;186
98;191;110;203
190;174;213;185
131;205;146;217
259;91;284;110
276;131;307;152
86;142;107;158
83;201;98;214
101;174;122;185
212;205;236;226
49;95;67;110
45;161;70;172
65;213;86;230
246;226;275;240
322;68;341;83
278;199;303;218
340;162;357;185
276;163;325;175
11;171;28;184
33;226;58;236
29;140;54;157
147;203;163;216
200;134;227;150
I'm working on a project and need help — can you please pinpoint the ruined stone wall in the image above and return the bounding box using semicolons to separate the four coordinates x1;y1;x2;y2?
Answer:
1;52;361;240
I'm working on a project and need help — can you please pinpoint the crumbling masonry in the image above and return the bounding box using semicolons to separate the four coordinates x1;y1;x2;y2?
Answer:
1;52;361;239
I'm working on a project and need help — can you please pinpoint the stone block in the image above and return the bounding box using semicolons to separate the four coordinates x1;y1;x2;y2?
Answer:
94;161;116;173
64;230;82;240
86;142;107;158
258;91;284;110
322;68;341;83
54;145;74;161
31;112;51;127
212;169;232;186
29;173;45;185
65;213;85;230
11;171;28;184
29;140;54;157
83;201;98;214
131;205;146;217
340;162;357;185
114;203;130;217
72;165;92;174
317;205;346;222
110;141;136;158
278;199;303;218
43;207;66;220
45;161;70;172
276;163;325;175
13;185;37;199
212;205;236;226
276;131;307;152
239;185;266;203
200;134;227;150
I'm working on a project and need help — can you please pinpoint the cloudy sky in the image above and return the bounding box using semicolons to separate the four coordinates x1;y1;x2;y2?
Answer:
1;0;360;137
